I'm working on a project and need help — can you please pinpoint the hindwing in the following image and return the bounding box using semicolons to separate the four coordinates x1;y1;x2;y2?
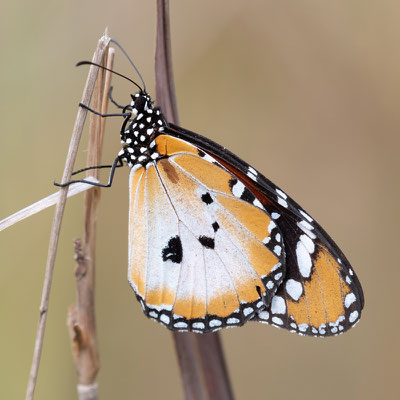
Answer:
163;124;364;337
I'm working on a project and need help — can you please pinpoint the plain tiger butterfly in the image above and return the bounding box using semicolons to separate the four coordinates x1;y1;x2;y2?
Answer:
58;44;364;337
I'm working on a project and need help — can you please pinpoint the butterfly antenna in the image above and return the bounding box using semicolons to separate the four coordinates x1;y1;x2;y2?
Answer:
110;38;147;92
76;61;143;92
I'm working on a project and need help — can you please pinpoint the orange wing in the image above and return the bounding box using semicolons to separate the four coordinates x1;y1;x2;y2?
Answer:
127;136;284;332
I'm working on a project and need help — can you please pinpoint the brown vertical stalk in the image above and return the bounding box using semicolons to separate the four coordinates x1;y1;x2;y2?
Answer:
25;34;110;400
67;47;115;400
155;2;234;399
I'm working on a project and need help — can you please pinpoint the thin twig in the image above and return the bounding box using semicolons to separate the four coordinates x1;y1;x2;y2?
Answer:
154;2;234;399
0;177;98;232
25;33;111;400
68;45;115;400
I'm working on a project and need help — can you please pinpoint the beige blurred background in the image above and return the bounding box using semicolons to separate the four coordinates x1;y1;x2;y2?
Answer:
1;1;399;399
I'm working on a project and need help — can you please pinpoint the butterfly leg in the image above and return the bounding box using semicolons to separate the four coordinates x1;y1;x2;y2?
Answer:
70;163;122;177
79;103;131;118
54;156;123;188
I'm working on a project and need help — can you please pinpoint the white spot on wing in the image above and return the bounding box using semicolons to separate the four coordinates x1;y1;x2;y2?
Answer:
253;198;264;209
299;210;313;222
345;293;356;308
278;197;288;208
300;234;315;254
274;245;282;256
297;221;317;239
274;272;282;281
149;311;158;318
349;311;359;323
285;279;303;301
268;220;276;233
276;189;287;199
266;281;274;290
272;316;283;325
296;241;312;278
298;220;313;231
248;166;257;176
258;311;269;320
243;307;253;316
174;321;188;329
232;181;245;198
271;296;286;314
298;323;308;332
160;314;169;325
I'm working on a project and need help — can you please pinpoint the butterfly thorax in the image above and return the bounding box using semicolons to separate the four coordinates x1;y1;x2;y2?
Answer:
118;92;166;168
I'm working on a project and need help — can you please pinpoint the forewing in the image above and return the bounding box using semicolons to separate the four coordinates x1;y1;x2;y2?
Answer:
127;135;285;332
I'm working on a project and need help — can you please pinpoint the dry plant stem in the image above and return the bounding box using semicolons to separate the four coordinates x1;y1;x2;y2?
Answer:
155;0;179;125
25;34;111;400
155;2;233;399
68;46;115;400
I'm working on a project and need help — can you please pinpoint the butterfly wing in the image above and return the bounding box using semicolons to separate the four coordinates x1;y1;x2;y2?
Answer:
128;135;285;332
165;123;364;337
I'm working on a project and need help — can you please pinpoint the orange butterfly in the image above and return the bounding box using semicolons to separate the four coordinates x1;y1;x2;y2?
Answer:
58;59;363;337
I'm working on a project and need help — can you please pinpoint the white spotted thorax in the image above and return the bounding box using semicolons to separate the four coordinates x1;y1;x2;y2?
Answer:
118;92;166;167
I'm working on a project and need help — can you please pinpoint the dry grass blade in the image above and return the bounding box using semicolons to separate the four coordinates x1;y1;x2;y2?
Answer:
25;33;111;400
154;1;233;399
0;177;98;232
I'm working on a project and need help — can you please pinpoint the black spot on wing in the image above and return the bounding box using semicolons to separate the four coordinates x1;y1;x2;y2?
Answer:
198;236;215;249
198;149;206;158
162;236;183;263
228;178;238;190
201;192;213;204
212;222;220;232
241;187;256;203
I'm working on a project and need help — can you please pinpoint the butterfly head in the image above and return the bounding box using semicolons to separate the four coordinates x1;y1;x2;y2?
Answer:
130;92;153;116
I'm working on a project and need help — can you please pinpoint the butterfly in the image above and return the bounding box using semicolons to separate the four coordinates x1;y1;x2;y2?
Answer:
59;55;364;337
